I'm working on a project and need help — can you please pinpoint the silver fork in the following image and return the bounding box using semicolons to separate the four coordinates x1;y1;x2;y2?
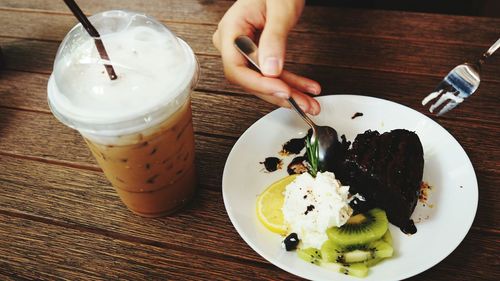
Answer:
422;38;500;116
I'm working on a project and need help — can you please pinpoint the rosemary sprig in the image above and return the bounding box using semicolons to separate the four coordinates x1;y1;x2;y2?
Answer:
305;135;319;177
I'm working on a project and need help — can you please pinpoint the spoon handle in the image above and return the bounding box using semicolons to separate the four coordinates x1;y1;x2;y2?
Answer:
234;36;317;129
485;38;500;57
479;38;500;65
287;98;317;129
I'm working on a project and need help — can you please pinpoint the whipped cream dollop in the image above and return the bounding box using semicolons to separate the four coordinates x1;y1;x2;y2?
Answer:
282;171;353;249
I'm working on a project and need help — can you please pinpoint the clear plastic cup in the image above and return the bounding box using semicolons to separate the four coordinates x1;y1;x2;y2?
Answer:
47;10;199;217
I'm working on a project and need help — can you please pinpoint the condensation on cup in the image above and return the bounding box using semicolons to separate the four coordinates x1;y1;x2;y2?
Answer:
47;10;200;217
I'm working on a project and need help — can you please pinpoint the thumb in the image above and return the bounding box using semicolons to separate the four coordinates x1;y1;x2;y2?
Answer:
259;0;304;77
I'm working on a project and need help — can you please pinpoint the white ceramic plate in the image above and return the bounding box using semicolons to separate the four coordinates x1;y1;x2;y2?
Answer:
222;95;478;281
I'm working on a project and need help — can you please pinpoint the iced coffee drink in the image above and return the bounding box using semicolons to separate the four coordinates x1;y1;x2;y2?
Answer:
47;10;199;217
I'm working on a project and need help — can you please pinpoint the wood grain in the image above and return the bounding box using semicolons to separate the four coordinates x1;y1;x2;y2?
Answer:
0;75;498;172
0;272;25;281
0;102;498;231
0;66;497;234
0;106;237;191
0;153;498;280
0;1;498;280
1;0;499;47
0;10;499;82
1;54;499;124
0;153;264;264
0;213;299;280
410;229;500;281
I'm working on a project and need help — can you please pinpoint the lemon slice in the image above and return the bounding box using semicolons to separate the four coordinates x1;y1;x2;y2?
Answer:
256;174;298;235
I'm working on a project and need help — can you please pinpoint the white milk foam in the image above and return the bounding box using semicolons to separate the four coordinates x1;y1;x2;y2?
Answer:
48;11;196;138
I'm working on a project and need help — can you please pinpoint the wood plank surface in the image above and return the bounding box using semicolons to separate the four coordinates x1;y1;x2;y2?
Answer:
1;10;499;82
0;153;263;263
0;213;297;280
0;1;498;280
1;0;499;47
0;101;498;232
0;80;500;173
0;155;498;280
0;106;236;191
1;52;499;124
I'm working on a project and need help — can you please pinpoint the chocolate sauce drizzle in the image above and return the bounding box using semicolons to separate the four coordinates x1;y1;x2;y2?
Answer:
260;157;282;172
280;137;306;155
351;112;364;119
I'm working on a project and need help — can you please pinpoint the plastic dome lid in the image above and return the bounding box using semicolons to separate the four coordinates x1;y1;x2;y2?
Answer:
48;10;197;136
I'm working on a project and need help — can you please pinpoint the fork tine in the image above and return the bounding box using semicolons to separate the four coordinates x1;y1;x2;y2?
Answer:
433;89;465;116
428;90;457;113
422;89;444;106
436;99;460;116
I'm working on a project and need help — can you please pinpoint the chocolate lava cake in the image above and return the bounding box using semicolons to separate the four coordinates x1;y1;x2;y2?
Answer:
329;129;424;234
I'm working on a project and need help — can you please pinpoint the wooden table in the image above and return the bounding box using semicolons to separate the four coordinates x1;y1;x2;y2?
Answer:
0;1;498;280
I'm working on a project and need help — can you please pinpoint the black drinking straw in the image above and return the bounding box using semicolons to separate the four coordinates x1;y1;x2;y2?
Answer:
63;0;117;80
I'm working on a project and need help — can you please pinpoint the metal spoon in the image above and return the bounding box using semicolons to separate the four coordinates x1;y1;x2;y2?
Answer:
234;35;338;169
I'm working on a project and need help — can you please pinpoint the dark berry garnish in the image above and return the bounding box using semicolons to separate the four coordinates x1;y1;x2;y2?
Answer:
282;233;299;251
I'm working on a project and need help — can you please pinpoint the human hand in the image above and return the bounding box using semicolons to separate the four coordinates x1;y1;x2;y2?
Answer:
213;0;322;115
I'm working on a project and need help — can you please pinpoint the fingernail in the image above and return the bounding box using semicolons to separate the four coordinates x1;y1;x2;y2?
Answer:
298;103;309;113
307;86;320;95
262;57;280;76
313;101;322;115
310;106;319;116
274;92;289;99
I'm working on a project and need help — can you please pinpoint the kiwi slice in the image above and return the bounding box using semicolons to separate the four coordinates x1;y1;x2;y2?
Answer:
382;229;393;246
327;208;388;246
321;238;393;264
339;263;369;278
342;249;374;263
297;247;322;265
322;262;369;278
363;257;383;267
322;240;367;263
368;239;393;259
321;240;339;263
